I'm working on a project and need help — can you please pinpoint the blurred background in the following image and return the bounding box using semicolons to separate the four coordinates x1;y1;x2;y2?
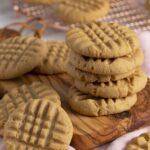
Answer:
0;0;65;40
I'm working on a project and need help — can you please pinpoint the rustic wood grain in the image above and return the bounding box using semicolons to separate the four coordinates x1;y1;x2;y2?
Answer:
0;73;149;150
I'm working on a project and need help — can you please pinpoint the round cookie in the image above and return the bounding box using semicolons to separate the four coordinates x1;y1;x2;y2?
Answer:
126;133;150;150
35;41;69;74
66;22;139;58
69;87;137;116
0;82;61;135
66;62;136;82
0;36;47;79
29;0;61;4
56;0;109;23
69;49;144;75
74;69;147;98
4;99;73;150
0;28;20;42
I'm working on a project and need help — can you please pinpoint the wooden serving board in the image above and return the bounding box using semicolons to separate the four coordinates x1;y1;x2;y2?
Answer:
0;73;149;150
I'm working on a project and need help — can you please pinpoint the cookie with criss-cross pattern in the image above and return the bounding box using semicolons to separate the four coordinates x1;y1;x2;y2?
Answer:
0;36;47;79
69;49;144;75
57;0;109;23
74;69;147;98
35;41;69;74
126;133;150;150
4;99;73;150
66;62;136;82
0;82;60;135
66;22;139;58
69;87;137;116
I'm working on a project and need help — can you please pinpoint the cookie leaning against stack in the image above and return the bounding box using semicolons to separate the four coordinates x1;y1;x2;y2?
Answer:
66;22;147;116
35;41;69;74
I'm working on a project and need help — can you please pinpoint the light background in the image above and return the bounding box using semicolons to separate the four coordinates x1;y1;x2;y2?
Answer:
0;0;150;150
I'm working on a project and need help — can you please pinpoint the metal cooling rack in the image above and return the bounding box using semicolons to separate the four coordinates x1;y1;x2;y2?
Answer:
12;0;150;31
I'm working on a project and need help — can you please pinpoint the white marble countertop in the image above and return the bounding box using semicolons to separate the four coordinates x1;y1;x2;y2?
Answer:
0;0;150;150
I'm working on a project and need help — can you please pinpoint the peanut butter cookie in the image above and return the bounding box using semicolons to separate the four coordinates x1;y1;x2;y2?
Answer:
4;99;73;150
57;0;109;23
69;87;137;116
66;22;139;58
74;69;147;98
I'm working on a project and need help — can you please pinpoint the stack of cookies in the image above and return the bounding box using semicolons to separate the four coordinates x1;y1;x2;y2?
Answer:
66;22;147;117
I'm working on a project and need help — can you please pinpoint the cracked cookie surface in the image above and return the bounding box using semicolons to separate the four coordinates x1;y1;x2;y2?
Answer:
74;69;147;98
69;49;144;75
69;87;137;116
66;62;136;82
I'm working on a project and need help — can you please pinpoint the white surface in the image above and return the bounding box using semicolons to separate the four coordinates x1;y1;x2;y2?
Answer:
139;31;150;78
0;0;150;150
106;127;150;150
0;0;65;41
